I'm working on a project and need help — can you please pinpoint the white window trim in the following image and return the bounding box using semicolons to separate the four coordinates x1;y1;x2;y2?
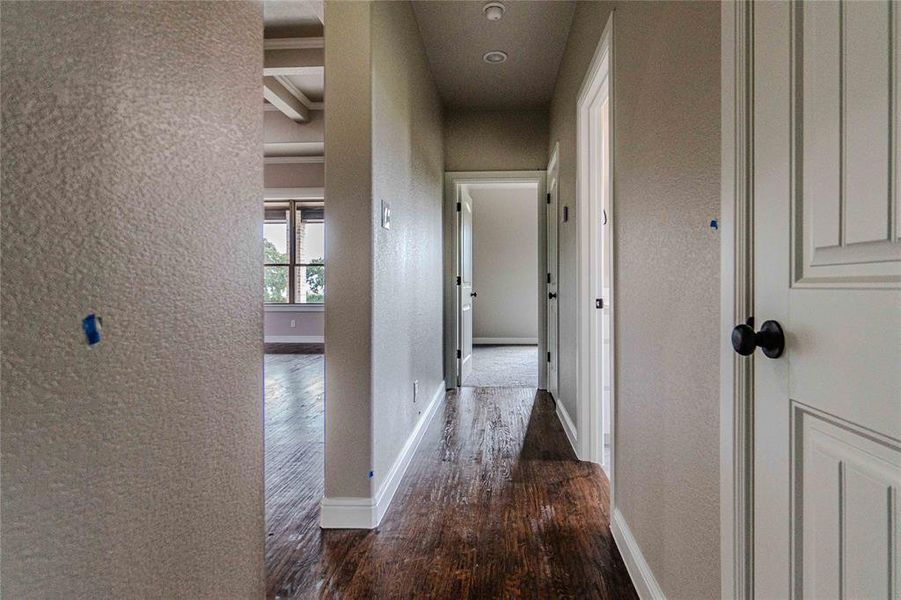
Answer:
264;303;324;313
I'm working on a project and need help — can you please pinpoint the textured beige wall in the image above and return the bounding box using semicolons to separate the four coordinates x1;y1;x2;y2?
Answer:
0;2;264;597
323;0;444;501
324;0;374;498
264;162;324;188
444;108;549;171
549;2;721;598
471;187;539;340
370;0;446;492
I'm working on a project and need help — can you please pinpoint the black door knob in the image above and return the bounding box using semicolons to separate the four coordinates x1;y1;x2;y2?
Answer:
470;291;477;297
548;292;557;299
731;318;785;359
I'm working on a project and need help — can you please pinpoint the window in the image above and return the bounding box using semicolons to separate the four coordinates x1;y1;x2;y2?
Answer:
264;200;324;304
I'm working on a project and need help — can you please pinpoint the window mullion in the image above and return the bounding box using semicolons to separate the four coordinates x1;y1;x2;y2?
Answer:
288;200;296;304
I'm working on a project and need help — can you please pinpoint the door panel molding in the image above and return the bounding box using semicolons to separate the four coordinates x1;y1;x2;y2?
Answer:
791;0;901;288
791;401;901;598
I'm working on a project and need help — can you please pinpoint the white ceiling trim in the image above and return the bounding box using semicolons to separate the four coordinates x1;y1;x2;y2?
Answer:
264;37;324;50
275;75;321;110
264;156;324;164
263;76;309;122
263;187;325;200
264;65;324;78
264;141;325;157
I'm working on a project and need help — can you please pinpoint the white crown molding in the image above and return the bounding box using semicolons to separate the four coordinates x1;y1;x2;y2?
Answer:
320;381;446;529
264;37;325;50
264;156;324;165
611;509;666;600
263;187;324;200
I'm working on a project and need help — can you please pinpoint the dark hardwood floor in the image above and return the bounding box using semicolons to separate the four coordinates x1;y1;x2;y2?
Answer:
265;353;638;599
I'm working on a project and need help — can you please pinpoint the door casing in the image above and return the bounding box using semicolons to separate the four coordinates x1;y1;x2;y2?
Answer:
720;2;755;598
575;14;615;477
547;146;560;401
443;171;548;388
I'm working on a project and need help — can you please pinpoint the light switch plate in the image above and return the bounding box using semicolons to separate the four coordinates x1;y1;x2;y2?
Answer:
381;199;391;230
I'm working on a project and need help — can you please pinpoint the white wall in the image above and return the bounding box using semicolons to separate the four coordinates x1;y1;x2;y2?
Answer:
469;186;539;343
1;2;264;596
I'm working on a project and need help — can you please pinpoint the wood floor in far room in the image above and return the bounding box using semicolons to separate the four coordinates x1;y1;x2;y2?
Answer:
265;353;637;599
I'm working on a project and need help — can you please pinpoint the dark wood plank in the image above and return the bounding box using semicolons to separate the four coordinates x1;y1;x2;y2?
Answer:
265;356;637;599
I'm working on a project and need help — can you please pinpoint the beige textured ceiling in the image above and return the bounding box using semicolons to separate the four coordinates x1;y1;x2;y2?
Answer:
412;0;575;110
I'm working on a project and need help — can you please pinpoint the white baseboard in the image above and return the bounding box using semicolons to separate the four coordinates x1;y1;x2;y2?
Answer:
320;380;446;529
473;337;538;345
318;497;375;529
611;508;666;600
264;335;324;344
555;398;580;459
372;380;445;525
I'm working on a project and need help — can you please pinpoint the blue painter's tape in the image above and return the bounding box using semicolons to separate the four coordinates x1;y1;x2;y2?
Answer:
368;470;374;479
82;314;102;346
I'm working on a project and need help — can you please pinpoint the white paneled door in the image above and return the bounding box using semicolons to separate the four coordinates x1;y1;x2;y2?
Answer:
458;189;474;385
751;2;901;597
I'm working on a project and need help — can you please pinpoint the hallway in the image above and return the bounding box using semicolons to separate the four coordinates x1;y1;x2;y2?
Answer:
462;345;538;388
265;353;637;599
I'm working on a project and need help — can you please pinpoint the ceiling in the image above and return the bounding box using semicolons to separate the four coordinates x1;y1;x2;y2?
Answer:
411;1;575;110
263;0;323;37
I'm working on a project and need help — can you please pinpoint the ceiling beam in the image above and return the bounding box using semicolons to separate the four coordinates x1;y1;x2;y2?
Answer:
309;0;324;25
264;47;324;78
264;156;324;165
264;37;324;50
263;77;309;123
273;75;323;111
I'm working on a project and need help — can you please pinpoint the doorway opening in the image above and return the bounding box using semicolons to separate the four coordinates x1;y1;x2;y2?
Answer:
577;15;614;476
444;172;548;390
260;0;327;596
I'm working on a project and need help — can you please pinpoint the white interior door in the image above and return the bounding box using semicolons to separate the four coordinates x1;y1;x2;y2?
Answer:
547;162;560;399
587;79;611;469
752;2;901;597
458;187;474;385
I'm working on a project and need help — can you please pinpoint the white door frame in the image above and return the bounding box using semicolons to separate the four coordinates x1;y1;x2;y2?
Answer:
576;14;615;474
720;1;754;598
443;171;548;388
546;144;560;401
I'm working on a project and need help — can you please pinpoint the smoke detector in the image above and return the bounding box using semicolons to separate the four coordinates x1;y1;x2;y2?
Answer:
483;2;505;21
482;50;508;64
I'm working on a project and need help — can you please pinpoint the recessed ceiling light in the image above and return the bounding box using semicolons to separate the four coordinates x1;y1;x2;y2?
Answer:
483;2;505;21
483;50;508;64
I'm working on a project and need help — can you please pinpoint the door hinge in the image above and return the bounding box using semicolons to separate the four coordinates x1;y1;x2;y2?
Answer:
456;275;461;285
456;349;461;359
547;272;552;284
595;298;604;309
547;351;551;362
546;193;551;205
456;201;461;212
